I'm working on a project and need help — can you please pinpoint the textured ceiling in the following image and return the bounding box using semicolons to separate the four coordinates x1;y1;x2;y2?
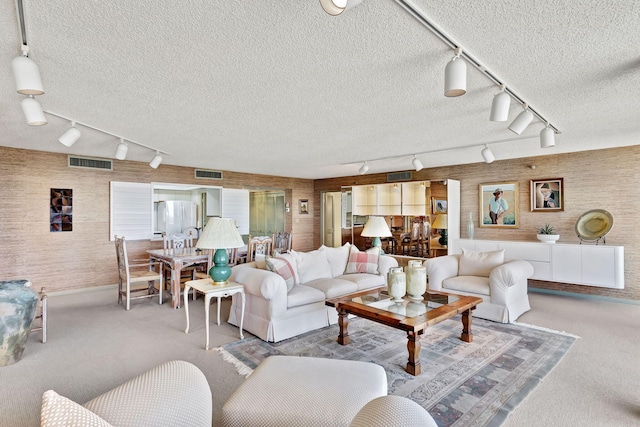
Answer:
1;0;639;179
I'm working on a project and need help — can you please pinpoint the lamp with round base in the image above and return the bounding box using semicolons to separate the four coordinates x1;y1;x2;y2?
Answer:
196;217;245;285
361;216;392;253
432;214;448;246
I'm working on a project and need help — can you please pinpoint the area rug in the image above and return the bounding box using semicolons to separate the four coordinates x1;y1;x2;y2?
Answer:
217;317;578;427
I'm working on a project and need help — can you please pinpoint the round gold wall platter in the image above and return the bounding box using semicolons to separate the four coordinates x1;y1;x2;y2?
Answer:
575;209;613;241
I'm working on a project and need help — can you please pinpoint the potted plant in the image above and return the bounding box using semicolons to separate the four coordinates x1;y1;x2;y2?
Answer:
536;223;560;243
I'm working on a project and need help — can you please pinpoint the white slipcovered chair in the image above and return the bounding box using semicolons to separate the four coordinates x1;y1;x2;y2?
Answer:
424;249;534;323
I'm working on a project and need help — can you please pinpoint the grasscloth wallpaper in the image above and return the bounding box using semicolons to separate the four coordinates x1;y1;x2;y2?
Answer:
1;145;637;300
0;147;314;293
314;145;639;301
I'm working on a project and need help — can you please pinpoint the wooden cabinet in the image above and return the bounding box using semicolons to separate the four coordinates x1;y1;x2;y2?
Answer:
451;239;624;289
352;183;422;216
377;184;402;216
352;185;378;215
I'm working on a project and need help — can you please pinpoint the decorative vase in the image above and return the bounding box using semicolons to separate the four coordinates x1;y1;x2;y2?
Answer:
537;234;560;244
387;267;406;302
405;262;427;301
468;211;475;239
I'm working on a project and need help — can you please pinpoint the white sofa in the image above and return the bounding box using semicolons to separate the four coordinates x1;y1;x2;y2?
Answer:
424;249;534;323
228;243;398;342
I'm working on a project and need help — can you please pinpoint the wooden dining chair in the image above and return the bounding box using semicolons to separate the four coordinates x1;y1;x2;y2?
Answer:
114;235;163;310
247;235;273;262
420;221;432;258
271;231;292;255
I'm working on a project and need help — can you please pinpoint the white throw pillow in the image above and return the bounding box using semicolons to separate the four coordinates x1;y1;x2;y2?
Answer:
275;252;300;285
458;248;505;277
290;249;333;284
319;243;351;277
265;256;296;292
41;390;113;427
344;246;381;275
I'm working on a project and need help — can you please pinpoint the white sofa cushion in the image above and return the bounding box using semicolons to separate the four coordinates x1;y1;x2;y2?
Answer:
443;276;491;296
291;249;333;284
320;243;351;277
304;277;358;299
345;246;381;274
458;248;505;277
337;273;386;291
41;390;113;427
265;257;296;292
286;284;327;309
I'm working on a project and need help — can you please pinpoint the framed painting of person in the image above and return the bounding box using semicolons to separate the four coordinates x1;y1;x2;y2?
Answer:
530;178;563;212
479;182;519;228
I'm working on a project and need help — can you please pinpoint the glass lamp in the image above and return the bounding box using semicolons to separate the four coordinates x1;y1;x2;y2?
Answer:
195;218;244;285
361;216;392;252
432;214;448;246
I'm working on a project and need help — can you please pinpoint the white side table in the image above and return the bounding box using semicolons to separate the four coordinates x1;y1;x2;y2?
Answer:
184;278;245;350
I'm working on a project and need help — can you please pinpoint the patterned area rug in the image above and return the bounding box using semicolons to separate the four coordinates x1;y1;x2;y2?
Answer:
217;317;578;427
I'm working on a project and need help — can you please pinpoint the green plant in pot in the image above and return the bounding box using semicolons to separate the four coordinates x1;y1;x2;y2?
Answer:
536;223;560;244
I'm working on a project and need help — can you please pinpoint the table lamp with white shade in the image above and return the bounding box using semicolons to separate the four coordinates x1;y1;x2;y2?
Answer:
361;216;392;252
432;214;448;246
196;217;244;285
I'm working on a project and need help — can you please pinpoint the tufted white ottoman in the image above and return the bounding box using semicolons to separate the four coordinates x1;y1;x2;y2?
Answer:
222;355;388;427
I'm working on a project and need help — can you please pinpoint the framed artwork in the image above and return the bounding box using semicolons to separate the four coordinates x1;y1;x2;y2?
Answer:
299;199;309;214
431;197;447;214
51;188;73;232
531;178;564;211
479;182;519;228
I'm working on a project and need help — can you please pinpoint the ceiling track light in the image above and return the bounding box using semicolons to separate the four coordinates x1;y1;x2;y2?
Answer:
508;103;534;135
21;95;47;126
444;47;466;97
540;124;556;148
115;139;129;160
12;45;44;95
58;122;81;147
320;0;363;16
490;84;511;122
412;155;423;171
149;152;163;169
359;161;369;175
481;145;495;164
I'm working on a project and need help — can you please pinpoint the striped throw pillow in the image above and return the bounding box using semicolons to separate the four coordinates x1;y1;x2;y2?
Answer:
265;256;296;292
344;246;381;275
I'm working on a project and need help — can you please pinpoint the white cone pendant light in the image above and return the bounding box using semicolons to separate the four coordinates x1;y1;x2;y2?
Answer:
115;139;129;160
320;0;362;16
21;96;47;126
359;161;369;175
59;123;81;147
481;145;495;164
508;104;534;135
149;152;163;169
444;48;466;97
12;50;44;95
412;155;423;171
540;125;556;148
490;86;511;122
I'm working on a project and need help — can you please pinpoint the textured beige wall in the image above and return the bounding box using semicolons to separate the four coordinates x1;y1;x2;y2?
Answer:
315;145;640;301
0;147;314;293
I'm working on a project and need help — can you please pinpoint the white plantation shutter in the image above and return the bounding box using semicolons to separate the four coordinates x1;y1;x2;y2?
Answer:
222;188;250;234
110;181;153;240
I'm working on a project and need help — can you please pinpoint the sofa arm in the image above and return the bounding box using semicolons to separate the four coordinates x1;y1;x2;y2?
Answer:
424;255;461;291
230;263;287;301
489;260;534;304
377;255;399;281
83;360;212;427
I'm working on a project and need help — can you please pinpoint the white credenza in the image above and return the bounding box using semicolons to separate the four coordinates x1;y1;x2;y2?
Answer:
450;239;624;289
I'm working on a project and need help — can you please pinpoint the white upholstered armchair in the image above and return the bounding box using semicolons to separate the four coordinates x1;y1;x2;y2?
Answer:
424;249;534;323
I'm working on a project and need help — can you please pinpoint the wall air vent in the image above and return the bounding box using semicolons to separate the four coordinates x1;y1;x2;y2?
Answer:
387;171;412;182
195;169;223;180
68;156;113;171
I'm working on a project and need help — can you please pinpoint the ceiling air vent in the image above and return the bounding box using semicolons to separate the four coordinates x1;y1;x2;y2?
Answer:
195;169;223;180
387;171;412;182
68;155;113;171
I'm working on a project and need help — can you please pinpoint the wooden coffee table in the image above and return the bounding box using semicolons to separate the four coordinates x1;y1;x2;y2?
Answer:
326;288;482;376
